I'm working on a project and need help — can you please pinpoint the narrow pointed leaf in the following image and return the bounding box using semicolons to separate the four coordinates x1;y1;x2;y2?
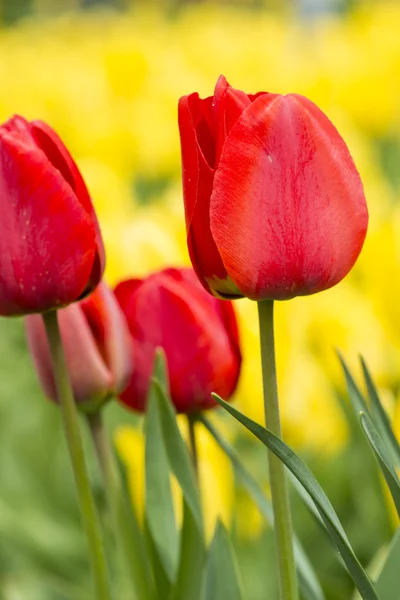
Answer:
202;521;243;600
200;415;326;600
170;500;205;600
376;528;400;600
359;412;400;518
112;450;155;600
152;350;203;531
150;350;205;600
360;357;400;468
144;517;172;600
338;354;369;417
214;394;380;600
145;376;179;582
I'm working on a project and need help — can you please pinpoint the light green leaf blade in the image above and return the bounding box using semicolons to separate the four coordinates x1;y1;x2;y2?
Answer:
360;357;400;468
112;449;155;600
376;528;400;600
144;517;172;600
152;349;203;532
359;412;400;518
200;415;326;600
170;500;205;600
150;350;205;600
338;354;370;417
145;373;179;583
214;394;380;600
202;521;243;600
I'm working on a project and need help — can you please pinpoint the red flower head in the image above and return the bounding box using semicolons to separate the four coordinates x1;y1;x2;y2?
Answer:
178;76;368;301
0;116;105;316
26;282;133;412
114;267;241;414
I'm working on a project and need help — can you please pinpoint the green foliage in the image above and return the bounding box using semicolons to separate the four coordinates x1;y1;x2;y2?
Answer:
0;322;398;600
202;522;243;600
376;528;400;600
200;416;326;600
213;394;380;600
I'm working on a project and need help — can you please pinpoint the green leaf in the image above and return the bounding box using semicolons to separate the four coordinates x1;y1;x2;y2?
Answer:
360;357;400;468
214;394;380;600
170;500;205;600
152;349;203;532
148;349;205;600
145;370;179;583
112;450;155;600
359;412;400;518
144;517;172;600
200;416;326;600
338;353;369;417
376;528;400;600
202;521;243;600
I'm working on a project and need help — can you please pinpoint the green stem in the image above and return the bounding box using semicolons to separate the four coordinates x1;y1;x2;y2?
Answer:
87;411;112;493
257;300;298;600
86;409;154;600
187;414;199;482
43;311;111;600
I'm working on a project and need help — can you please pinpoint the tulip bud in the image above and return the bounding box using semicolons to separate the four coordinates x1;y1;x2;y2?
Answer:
26;282;133;412
0;116;105;316
178;75;368;301
114;268;241;414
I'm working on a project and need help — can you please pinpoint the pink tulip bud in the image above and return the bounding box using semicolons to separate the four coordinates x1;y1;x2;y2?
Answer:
26;282;133;411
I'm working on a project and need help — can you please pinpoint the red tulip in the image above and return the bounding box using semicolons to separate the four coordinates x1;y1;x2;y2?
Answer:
0;115;105;316
26;282;133;411
114;268;241;414
178;75;368;301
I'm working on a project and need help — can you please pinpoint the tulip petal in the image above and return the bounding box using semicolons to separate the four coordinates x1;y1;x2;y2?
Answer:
31;120;106;288
26;306;113;404
0;131;97;315
117;270;241;413
81;282;133;396
213;77;252;165
178;96;229;295
210;93;368;300
164;267;241;378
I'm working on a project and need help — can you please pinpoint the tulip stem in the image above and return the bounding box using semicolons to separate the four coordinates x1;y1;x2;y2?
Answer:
187;414;199;481
43;311;111;600
86;409;154;600
257;300;298;600
87;411;111;491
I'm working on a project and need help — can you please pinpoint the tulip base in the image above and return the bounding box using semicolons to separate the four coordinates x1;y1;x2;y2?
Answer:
43;311;111;600
257;300;298;600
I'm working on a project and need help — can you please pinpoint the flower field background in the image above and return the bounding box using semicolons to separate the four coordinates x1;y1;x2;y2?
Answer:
0;1;399;598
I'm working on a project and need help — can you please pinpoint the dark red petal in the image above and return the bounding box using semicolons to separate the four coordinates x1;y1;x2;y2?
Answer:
210;93;368;300
214;298;241;366
118;271;240;414
179;96;228;296
31;120;106;283
0;131;97;315
114;278;143;314
248;91;268;101
214;84;252;166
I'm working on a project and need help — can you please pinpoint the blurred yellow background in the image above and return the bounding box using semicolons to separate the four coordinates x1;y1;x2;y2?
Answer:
1;0;397;448
0;3;399;596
